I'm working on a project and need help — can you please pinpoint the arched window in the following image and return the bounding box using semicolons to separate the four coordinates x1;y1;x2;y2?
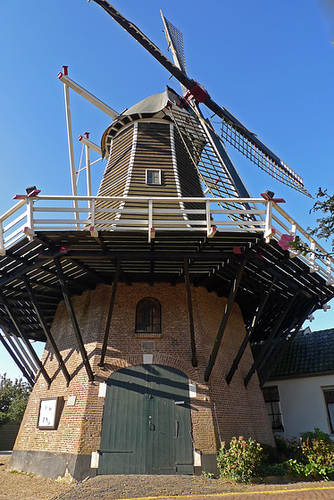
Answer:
135;297;161;334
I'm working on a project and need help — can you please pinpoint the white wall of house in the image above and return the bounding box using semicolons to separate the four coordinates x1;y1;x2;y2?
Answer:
263;374;334;440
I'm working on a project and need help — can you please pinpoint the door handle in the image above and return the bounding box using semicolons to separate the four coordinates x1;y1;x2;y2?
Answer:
175;420;179;438
148;415;154;431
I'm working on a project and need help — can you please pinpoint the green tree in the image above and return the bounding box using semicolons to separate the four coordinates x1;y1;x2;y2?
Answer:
308;188;334;249
279;188;334;258
0;373;31;426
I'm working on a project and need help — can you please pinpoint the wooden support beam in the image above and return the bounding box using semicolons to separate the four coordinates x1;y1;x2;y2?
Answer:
99;259;121;367
43;249;247;262
9;330;40;373
258;298;318;386
3;329;36;381
0;256;54;289
226;277;277;385
0;333;35;386
54;257;94;381
204;258;247;382
23;275;71;385
184;258;198;367
149;243;155;286
0;291;52;386
66;257;105;284
244;291;299;387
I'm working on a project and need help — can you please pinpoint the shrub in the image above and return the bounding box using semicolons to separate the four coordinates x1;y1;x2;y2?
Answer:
301;428;333;445
259;461;289;477
261;443;277;464
287;430;334;481
274;435;302;462
217;436;263;483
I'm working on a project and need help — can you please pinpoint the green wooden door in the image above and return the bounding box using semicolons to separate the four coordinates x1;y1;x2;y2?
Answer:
98;364;193;474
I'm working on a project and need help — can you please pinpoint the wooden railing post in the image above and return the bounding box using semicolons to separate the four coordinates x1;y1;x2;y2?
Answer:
206;199;211;237
0;221;4;256
23;197;35;241
89;198;98;237
264;200;275;242
148;199;155;242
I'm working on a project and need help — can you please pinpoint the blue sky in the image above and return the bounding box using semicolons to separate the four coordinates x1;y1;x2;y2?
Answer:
1;0;334;380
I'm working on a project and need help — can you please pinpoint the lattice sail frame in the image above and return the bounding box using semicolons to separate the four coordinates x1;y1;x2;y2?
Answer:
161;13;187;75
166;105;259;222
220;117;310;197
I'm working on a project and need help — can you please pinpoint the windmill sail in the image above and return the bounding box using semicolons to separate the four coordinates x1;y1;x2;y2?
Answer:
91;0;311;198
160;12;256;220
160;12;187;75
167;105;257;221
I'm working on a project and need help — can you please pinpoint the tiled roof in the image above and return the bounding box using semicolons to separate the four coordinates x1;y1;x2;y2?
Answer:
270;328;334;378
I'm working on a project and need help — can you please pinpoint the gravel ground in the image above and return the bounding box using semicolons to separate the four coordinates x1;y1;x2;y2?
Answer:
0;455;74;500
2;454;334;500
51;475;334;500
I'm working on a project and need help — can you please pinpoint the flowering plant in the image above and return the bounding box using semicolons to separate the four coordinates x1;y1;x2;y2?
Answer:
217;436;263;483
277;234;294;251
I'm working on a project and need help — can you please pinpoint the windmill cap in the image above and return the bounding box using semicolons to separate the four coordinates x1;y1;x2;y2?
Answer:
101;87;190;158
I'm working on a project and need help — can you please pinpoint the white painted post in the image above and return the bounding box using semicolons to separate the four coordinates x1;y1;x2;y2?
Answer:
326;256;334;286
309;242;318;273
0;221;4;256
264;200;275;242
289;223;299;257
62;66;80;228
84;132;92;213
23;197;35;241
206;199;211;237
148;199;154;242
89;198;98;238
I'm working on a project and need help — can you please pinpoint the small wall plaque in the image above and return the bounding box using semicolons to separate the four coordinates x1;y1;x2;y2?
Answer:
37;397;62;430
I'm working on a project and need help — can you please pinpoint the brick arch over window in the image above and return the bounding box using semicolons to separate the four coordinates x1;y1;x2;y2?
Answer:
135;297;161;334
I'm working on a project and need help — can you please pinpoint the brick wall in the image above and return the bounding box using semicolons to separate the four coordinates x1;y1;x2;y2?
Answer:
14;282;274;460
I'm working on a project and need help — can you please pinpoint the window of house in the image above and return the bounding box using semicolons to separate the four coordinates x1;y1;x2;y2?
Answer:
135;297;161;334
146;169;161;185
262;386;284;432
323;389;334;433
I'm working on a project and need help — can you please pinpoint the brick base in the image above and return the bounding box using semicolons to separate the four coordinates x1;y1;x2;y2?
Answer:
13;282;274;478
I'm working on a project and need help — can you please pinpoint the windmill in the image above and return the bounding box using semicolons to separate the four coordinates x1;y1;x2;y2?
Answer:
3;0;334;480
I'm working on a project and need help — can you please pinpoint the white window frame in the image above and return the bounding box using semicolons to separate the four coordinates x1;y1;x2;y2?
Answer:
145;169;161;185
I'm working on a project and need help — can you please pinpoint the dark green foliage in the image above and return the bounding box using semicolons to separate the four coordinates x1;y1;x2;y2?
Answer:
274;435;302;462
308;188;334;247
260;443;277;464
290;188;334;257
301;427;333;445
274;430;334;481
286;429;334;480
259;461;289;477
0;373;31;426
217;430;334;483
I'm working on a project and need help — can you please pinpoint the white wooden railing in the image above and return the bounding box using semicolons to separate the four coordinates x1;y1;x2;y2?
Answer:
0;194;333;285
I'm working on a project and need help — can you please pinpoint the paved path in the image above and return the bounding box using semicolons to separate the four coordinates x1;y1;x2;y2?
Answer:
52;475;334;500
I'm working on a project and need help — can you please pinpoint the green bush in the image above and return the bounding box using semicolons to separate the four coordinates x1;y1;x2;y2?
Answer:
259;461;289;477
217;436;263;483
261;443;277;464
274;434;302;462
301;428;333;445
287;435;334;481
